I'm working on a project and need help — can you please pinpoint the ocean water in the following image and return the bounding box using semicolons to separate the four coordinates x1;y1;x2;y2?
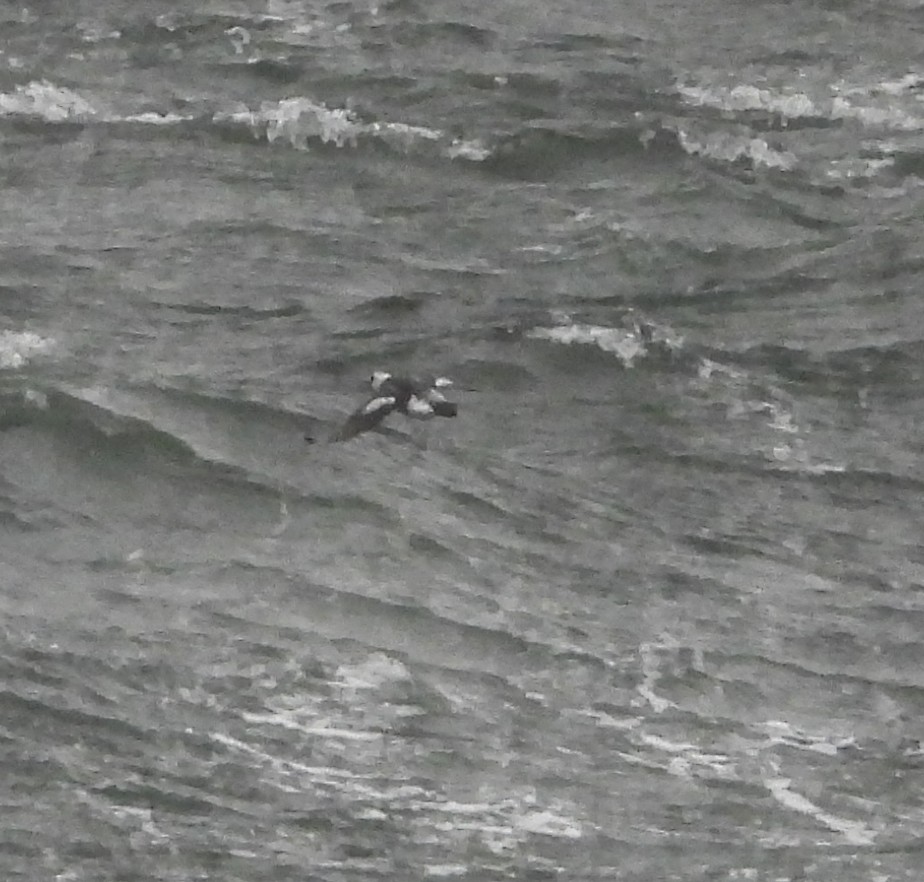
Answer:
3;1;924;879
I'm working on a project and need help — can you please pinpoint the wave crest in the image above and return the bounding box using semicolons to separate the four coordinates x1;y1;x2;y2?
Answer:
676;127;796;170
0;80;98;123
677;76;924;132
214;97;443;152
526;314;681;367
0;330;54;369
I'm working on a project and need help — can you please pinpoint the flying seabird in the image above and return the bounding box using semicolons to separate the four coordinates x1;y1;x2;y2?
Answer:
322;371;459;442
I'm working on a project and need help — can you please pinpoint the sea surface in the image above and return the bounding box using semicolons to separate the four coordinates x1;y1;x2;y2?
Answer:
3;1;924;879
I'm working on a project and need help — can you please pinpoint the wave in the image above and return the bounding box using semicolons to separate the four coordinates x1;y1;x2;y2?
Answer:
0;79;449;157
0;78;799;179
521;314;895;476
214;103;716;173
676;75;924;132
676;82;834;130
525;313;683;368
0;330;54;369
0;80;192;126
214;96;444;153
0;78;816;187
722;339;924;399
0;81;99;123
674;127;796;170
0;384;322;499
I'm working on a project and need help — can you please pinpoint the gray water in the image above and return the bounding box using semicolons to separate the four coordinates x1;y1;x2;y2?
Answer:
3;1;924;879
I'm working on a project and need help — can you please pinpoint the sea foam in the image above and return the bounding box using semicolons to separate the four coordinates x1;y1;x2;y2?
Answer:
0;330;54;369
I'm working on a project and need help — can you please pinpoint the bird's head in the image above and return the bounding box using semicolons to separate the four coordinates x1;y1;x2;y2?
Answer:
370;370;392;390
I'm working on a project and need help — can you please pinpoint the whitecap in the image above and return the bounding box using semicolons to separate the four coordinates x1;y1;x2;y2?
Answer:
0;330;54;368
526;322;648;367
335;652;411;693
515;807;583;839
122;111;194;125
826;156;895;181
831;96;922;131
0;80;197;128
676;82;820;123
215;96;445;153
676;129;796;170
0;80;98;123
678;77;924;133
425;865;468;877
265;97;360;149
212;98;360;149
367;120;443;152
447;137;492;161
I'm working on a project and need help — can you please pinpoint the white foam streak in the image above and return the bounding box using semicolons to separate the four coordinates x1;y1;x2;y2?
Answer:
217;97;444;152
764;774;876;846
676;129;796;170
0;80;97;122
367;119;442;150
758;720;857;756
212;732;370;782
264;97;359;148
517;808;582;839
122;111;193;125
0;80;439;150
214;732;584;845
0;80;196;126
425;865;468;877
0;80;453;156
526;323;648;366
678;78;924;132
241;711;384;741
335;653;411;691
678;83;820;122
447;138;492;161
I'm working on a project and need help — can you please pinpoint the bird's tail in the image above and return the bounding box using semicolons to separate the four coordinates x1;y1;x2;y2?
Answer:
431;400;458;418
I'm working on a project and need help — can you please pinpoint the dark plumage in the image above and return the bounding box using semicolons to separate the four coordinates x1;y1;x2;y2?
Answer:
324;371;458;442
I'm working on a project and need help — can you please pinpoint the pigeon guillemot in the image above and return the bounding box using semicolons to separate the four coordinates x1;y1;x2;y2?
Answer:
325;371;459;442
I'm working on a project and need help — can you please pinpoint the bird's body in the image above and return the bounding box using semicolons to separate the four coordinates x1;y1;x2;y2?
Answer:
372;372;457;419
327;371;458;442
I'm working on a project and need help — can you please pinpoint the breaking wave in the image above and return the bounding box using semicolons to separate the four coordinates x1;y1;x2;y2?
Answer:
526;313;683;367
214;97;444;153
677;75;924;132
0;80;807;176
675;127;796;170
0;330;54;369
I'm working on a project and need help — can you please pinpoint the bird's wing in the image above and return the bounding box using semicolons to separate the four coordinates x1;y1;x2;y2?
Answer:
412;376;458;417
414;375;452;400
330;395;397;441
423;387;447;403
405;394;436;419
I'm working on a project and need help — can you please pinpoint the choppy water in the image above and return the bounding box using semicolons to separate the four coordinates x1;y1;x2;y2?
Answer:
3;1;924;879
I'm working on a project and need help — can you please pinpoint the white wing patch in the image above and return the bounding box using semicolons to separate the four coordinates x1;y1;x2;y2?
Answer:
370;371;392;391
362;396;395;415
406;395;435;418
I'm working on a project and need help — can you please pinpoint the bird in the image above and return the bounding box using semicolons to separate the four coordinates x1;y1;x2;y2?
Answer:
321;371;459;442
370;371;458;418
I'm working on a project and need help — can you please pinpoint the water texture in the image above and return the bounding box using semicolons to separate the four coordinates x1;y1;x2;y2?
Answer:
2;1;924;879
